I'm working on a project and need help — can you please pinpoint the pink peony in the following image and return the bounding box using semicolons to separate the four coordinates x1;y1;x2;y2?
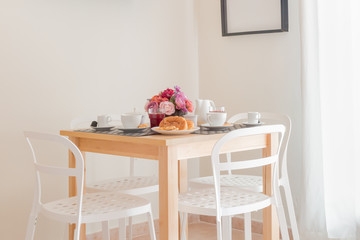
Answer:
174;91;186;110
175;96;186;110
160;101;175;115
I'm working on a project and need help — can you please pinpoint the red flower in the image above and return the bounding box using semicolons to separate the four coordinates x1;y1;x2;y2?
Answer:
161;88;174;99
185;99;194;112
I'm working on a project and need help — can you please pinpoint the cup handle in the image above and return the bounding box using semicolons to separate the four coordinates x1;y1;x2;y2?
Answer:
207;115;213;124
210;100;216;111
107;116;112;123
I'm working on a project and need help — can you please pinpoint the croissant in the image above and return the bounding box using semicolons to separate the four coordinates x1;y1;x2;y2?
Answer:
159;116;188;130
186;120;194;129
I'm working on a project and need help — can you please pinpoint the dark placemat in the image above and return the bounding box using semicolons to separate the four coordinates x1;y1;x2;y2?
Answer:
75;127;156;137
198;124;243;135
75;124;245;137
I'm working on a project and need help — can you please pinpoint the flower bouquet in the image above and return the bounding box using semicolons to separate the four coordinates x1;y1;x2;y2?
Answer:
145;86;194;117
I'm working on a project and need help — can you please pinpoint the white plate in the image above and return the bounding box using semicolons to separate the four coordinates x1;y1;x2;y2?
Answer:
152;127;200;135
201;123;233;130
242;122;264;126
91;126;115;131
117;126;150;132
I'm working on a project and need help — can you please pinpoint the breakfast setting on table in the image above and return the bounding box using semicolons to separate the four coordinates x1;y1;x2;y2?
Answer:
79;85;264;136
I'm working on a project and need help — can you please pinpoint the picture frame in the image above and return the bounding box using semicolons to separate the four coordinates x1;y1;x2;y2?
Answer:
221;0;288;36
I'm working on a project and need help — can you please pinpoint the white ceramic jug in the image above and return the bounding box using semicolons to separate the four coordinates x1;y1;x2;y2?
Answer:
195;99;216;125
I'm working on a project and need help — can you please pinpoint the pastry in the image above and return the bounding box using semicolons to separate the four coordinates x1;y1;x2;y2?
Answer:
159;116;188;130
186;120;194;129
159;125;179;131
138;123;149;128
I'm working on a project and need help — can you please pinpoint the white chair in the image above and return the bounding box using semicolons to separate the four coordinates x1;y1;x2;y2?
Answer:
190;112;299;240
24;131;156;240
71;115;159;238
179;125;290;240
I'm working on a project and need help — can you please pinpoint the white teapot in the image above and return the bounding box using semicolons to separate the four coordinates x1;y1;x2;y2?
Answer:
195;99;216;125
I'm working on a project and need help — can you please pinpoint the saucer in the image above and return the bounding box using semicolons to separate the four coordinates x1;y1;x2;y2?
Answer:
152;127;200;135
118;126;150;133
91;126;115;131
242;122;264;127
201;123;233;131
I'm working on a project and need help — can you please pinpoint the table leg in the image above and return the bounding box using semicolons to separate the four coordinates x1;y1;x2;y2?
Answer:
68;137;86;240
159;145;179;240
262;133;280;240
178;159;188;239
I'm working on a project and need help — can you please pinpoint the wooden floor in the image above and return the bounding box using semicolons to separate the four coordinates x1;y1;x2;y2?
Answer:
133;222;263;240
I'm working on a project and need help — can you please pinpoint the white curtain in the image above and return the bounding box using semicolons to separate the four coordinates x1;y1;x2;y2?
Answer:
300;0;360;239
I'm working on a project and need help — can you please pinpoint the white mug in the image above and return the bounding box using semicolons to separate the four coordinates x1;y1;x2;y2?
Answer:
207;112;227;126
248;112;261;124
121;113;143;128
97;115;112;127
184;114;198;127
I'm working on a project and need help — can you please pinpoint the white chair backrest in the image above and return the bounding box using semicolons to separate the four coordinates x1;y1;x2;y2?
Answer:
227;112;248;124
70;115;136;176
211;125;285;219
227;112;291;179
24;131;85;227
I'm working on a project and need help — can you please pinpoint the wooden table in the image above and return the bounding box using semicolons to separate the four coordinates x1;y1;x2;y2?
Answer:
60;130;279;240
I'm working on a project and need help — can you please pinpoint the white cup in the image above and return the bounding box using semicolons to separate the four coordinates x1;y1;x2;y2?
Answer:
121;113;143;128
184;115;198;127
97;115;112;127
207;112;227;126
248;112;261;124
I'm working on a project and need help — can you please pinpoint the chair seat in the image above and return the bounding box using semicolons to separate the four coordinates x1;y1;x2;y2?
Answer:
42;192;151;223
179;187;271;217
190;175;263;192
86;176;159;195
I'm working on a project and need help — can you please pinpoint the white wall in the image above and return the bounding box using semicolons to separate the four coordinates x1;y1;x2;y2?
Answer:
0;0;302;238
195;0;302;220
0;0;198;239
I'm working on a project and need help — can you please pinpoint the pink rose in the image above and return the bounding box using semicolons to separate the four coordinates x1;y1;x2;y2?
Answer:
160;101;175;115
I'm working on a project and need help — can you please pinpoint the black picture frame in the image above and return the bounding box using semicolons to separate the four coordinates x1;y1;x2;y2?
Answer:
221;0;288;36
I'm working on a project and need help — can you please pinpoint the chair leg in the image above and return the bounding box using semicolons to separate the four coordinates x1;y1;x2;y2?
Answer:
102;221;110;240
283;182;300;240
180;212;188;240
147;211;156;240
274;188;290;240
119;218;126;240
216;219;223;240
222;216;232;240
73;224;81;240
25;212;38;240
244;212;252;240
129;217;133;239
